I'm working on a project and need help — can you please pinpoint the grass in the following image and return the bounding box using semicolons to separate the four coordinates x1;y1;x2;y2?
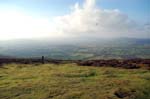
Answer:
0;63;150;99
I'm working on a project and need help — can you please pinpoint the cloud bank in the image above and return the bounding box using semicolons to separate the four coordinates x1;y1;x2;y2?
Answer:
0;10;59;40
0;0;149;40
54;0;150;38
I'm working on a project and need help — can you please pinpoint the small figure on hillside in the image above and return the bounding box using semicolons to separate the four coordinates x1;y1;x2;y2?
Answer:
42;56;45;64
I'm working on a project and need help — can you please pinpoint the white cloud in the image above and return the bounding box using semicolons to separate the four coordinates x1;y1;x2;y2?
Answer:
54;0;150;38
0;9;61;40
0;0;149;40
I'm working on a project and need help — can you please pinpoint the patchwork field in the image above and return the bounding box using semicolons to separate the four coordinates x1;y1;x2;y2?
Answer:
0;63;150;99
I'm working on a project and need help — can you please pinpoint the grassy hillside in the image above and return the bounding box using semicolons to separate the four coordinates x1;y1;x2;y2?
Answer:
0;64;150;99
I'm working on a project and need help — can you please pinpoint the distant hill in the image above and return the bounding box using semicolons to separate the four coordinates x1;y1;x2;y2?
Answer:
0;38;150;60
0;55;9;58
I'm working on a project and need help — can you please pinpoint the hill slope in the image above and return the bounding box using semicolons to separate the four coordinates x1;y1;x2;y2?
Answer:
0;64;150;99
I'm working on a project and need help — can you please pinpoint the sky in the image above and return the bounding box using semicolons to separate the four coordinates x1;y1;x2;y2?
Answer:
0;0;150;40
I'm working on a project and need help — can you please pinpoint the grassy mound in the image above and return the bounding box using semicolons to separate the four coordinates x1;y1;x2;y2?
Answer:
0;64;150;99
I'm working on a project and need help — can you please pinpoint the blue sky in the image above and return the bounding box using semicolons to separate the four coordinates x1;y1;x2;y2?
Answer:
0;0;149;22
98;0;150;23
0;0;149;40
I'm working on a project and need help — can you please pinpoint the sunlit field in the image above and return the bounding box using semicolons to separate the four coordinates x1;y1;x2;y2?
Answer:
0;63;150;99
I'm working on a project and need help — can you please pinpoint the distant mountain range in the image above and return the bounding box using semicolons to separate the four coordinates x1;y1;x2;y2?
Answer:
0;38;150;60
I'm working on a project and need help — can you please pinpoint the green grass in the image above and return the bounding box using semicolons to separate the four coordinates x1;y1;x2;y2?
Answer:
0;63;150;99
